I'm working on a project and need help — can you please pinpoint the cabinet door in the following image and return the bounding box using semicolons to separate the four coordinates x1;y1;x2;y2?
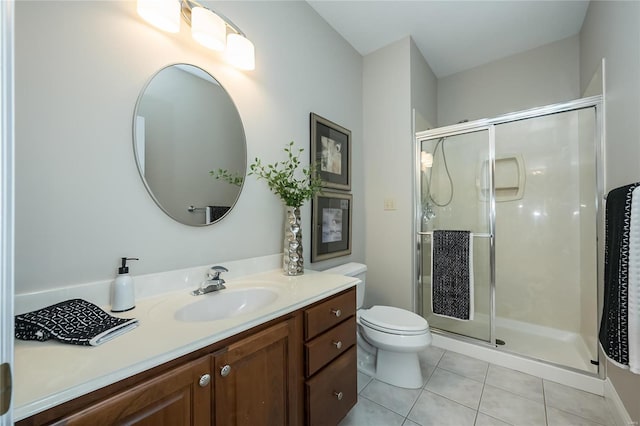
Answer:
55;355;212;426
214;320;294;426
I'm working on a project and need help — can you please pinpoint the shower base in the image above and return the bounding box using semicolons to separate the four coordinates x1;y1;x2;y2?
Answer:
427;313;598;375
431;331;604;396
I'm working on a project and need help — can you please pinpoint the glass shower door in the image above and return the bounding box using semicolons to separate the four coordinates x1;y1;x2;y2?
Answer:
492;107;599;372
418;129;493;342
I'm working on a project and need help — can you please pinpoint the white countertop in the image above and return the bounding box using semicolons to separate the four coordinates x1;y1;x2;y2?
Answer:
14;267;358;421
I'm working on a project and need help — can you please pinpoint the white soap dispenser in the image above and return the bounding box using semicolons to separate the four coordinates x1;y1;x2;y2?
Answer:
111;257;139;313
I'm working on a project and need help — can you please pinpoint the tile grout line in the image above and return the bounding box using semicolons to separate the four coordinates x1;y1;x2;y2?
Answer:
401;362;443;426
401;351;445;426
356;393;410;422
473;375;488;426
542;378;549;426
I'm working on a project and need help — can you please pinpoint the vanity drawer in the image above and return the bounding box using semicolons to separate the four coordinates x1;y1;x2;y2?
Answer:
305;346;357;426
304;288;356;340
305;317;356;376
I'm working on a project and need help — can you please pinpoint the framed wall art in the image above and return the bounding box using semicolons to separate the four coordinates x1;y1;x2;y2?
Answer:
310;113;351;191
311;191;352;262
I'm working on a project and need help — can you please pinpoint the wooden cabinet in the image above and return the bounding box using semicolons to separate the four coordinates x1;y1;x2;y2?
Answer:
213;318;299;426
52;355;212;426
17;288;357;426
306;347;357;425
303;288;357;425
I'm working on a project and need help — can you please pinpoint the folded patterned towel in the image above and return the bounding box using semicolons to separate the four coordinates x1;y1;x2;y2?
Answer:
15;298;138;346
431;230;474;321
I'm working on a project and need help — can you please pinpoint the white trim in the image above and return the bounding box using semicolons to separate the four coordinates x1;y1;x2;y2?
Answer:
604;377;634;426
0;0;14;424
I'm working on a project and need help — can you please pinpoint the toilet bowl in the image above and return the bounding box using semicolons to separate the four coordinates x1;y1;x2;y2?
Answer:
324;263;432;389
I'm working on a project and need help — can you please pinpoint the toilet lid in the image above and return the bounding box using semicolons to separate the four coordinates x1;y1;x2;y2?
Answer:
359;306;429;335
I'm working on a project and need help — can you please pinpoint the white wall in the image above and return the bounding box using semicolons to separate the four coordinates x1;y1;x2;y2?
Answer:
580;1;640;191
580;1;640;422
438;35;580;126
14;1;363;293
362;36;437;310
410;39;438;131
363;37;412;309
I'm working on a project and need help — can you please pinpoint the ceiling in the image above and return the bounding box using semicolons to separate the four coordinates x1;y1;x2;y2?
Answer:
306;1;590;78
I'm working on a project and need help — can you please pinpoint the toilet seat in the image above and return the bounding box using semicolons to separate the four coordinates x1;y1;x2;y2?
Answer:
359;306;429;336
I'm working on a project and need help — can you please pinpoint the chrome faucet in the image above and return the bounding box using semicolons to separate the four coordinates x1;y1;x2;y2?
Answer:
191;265;228;296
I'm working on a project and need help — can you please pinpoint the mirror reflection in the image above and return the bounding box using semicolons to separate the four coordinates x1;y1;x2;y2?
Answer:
133;64;246;226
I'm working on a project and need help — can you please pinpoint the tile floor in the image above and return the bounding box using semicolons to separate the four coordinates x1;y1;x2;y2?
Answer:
339;347;615;426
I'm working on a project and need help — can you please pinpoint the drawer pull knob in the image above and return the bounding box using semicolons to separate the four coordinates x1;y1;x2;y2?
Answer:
331;308;342;317
220;364;231;377
332;340;343;349
198;374;211;387
334;391;344;401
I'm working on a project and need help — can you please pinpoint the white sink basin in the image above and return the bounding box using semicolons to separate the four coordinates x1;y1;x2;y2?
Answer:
174;287;279;322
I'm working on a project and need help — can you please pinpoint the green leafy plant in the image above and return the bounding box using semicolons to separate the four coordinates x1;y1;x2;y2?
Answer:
210;141;322;208
209;168;244;187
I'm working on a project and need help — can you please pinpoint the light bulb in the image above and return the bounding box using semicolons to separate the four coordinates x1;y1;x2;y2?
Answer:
421;152;434;168
137;0;180;33
191;7;226;51
226;33;255;71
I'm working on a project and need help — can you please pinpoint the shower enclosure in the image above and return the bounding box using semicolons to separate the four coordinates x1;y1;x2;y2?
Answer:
415;97;603;375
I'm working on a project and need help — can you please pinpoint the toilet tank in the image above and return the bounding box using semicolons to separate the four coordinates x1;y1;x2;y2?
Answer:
323;262;367;309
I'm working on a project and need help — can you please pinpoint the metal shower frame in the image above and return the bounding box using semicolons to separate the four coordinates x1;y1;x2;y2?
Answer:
413;95;604;374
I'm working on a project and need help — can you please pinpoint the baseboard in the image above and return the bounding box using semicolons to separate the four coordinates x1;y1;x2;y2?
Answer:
604;377;635;426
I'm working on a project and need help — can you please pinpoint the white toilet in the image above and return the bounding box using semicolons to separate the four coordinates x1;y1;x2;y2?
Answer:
324;262;432;389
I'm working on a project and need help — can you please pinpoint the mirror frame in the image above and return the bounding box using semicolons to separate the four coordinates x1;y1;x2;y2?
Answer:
132;63;247;226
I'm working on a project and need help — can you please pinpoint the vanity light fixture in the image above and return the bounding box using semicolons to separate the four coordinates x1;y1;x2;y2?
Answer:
137;0;256;71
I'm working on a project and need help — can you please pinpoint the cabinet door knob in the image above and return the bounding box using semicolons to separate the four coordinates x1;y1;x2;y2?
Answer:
334;391;344;401
331;308;342;317
332;340;343;349
198;374;211;387
220;364;231;377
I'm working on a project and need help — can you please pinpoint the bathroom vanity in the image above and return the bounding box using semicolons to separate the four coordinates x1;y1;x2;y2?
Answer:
13;263;358;425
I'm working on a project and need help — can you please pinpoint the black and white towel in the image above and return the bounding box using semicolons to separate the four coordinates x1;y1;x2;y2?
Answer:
206;206;230;223
15;298;138;346
431;230;474;321
600;182;640;373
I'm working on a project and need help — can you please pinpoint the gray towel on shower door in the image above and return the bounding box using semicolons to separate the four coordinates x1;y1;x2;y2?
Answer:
431;230;474;320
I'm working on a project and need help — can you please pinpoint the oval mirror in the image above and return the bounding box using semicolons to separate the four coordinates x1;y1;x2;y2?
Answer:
133;64;246;226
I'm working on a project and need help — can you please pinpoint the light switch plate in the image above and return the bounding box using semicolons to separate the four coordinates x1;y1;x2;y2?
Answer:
383;198;396;210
